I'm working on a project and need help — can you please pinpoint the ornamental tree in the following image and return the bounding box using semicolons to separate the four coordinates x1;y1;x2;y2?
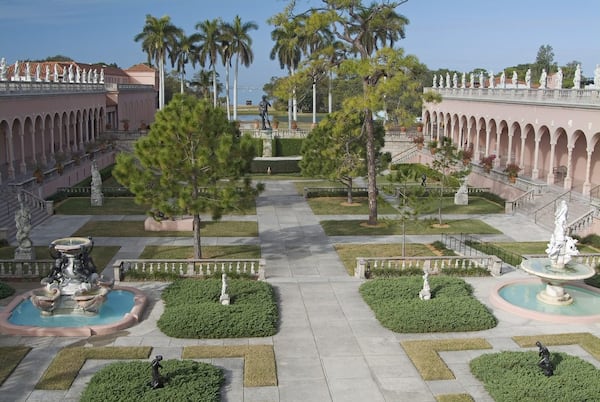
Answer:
113;94;261;258
300;108;385;204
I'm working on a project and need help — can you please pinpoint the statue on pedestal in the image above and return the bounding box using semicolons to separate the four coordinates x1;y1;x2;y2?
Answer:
148;355;164;389
511;71;518;87
258;95;271;130
0;58;6;81
539;69;547;89
432;74;437;88
14;193;35;260
90;160;104;206
536;341;553;377
545;200;579;268
573;64;581;89
452;73;458;88
469;72;475;88
525;69;531;88
461;72;466;88
594;64;600;89
418;270;431;300
500;71;506;88
555;67;563;89
220;273;230;305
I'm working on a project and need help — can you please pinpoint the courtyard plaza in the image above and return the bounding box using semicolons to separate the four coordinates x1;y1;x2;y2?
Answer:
1;180;599;401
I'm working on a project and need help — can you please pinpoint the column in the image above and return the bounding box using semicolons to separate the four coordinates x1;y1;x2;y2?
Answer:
49;124;55;159
546;143;556;184
563;147;573;190
7;128;15;179
78;117;84;151
506;126;514;164
484;126;491;156
19;127;26;175
582;149;592;195
531;136;540;180
28;125;37;167
493;130;501;168
519;136;526;170
40;120;47;165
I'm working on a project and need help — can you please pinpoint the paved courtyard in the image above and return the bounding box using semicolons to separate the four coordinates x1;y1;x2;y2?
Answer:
1;180;599;401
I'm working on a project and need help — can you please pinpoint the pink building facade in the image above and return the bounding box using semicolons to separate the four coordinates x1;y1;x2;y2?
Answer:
0;60;157;182
422;87;600;196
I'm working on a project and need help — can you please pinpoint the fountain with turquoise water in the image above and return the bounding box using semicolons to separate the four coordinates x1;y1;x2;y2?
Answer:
492;200;600;322
0;237;147;336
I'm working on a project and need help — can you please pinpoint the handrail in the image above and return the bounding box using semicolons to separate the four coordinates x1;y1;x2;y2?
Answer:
390;145;419;164
567;209;597;235
534;190;572;224
505;189;535;214
590;184;600;202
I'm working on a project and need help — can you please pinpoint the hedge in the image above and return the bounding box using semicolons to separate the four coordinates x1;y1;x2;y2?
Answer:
0;282;15;299
157;278;278;338
80;360;223;402
360;276;497;332
273;138;303;156
251;158;300;174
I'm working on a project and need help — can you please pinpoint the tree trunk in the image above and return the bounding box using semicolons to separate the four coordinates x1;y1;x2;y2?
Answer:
364;109;378;225
193;214;202;259
233;56;239;121
346;177;353;204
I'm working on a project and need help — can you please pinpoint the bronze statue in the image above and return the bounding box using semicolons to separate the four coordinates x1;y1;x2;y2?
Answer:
258;95;271;130
536;341;553;376
149;355;164;389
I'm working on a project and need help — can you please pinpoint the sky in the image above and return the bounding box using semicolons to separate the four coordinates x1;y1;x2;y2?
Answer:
1;0;599;103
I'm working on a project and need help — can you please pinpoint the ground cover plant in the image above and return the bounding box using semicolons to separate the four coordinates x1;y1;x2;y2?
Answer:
72;220;257;237
321;219;501;236
157;278;278;338
360;277;497;332
80;360;223;402
470;351;600;401
55;197;149;215
0;282;15;299
417;196;504;214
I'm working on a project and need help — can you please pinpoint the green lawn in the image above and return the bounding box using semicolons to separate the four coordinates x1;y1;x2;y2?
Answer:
55;197;256;215
334;243;435;275
139;245;260;259
492;241;599;255
72;220;258;237
307;196;398;215
321;219;501;236
55;197;149;215
419;196;504;214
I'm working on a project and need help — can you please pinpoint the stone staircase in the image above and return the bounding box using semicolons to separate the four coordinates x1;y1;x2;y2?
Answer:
0;185;51;245
514;185;597;234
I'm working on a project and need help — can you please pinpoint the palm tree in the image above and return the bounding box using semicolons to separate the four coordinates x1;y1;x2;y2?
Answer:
196;18;222;108
189;69;213;100
270;19;302;128
135;14;181;110
219;23;233;120
170;31;201;94
223;16;258;121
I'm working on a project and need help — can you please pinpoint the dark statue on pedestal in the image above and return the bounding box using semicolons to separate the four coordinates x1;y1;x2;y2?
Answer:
149;355;164;389
536;341;553;377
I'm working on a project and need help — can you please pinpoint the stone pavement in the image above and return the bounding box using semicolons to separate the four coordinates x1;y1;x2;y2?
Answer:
2;180;600;401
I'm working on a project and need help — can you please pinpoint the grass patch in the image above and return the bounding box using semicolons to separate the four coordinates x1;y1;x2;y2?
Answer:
360;277;497;333
436;395;474;402
493;241;599;255
72;220;258;237
334;243;435;276
419;196;504;214
306;196;398;215
36;346;151;390
470;351;600;401
80;360;223;402
183;345;277;387
139;245;261;259
401;338;491;380
322;219;501;236
512;332;600;361
0;346;31;386
157;279;278;338
0;282;16;299
54;197;149;215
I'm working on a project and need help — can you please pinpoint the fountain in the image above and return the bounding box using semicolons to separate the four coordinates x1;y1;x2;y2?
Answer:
30;237;114;315
519;200;595;305
491;200;600;322
0;237;147;336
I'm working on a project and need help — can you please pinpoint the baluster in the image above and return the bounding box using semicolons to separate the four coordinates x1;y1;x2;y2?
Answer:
250;261;256;275
206;263;211;276
236;261;241;274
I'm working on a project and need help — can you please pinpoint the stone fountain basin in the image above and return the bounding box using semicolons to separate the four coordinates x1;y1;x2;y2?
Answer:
520;258;595;281
50;237;93;254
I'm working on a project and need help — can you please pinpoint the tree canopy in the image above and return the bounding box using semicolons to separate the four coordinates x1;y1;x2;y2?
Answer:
113;94;261;258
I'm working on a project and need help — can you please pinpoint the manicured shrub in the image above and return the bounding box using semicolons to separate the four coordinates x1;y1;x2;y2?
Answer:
368;267;423;278
157;278;278;338
360;276;497;333
470;351;600;402
80;359;223;402
251;158;300;174
0;282;15;299
274;138;303;156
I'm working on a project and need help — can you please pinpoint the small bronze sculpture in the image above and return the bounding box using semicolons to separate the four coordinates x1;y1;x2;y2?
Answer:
258;95;271;130
536;341;553;376
148;355;164;389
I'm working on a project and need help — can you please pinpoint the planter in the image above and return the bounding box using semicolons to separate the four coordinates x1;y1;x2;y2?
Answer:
417;125;423;132
463;159;471;166
508;176;517;183
291;120;298;130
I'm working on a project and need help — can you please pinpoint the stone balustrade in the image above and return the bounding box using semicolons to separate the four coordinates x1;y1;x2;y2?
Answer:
113;258;266;283
522;254;600;268
426;87;600;107
0;81;105;96
303;187;369;198
354;255;502;279
0;260;54;278
505;189;536;214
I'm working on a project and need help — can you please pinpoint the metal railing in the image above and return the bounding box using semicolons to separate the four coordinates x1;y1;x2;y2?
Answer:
534;191;572;224
505;189;535;214
303;186;369;198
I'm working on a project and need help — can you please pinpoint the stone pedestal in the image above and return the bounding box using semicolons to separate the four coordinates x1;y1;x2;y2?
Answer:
91;193;103;206
262;138;272;157
220;294;230;305
14;248;35;260
454;192;468;205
